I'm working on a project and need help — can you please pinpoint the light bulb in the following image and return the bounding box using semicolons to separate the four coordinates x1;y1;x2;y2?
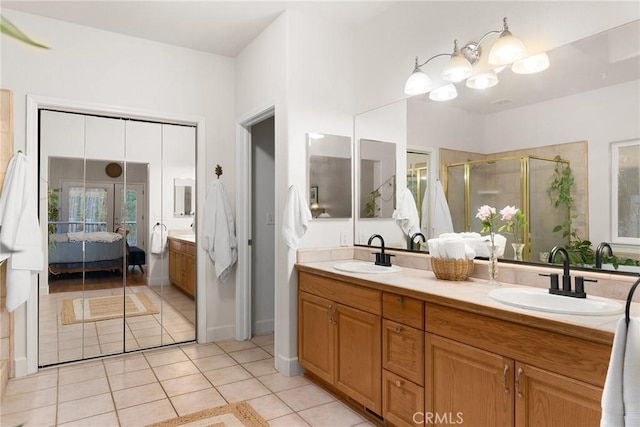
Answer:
466;71;499;89
429;84;457;101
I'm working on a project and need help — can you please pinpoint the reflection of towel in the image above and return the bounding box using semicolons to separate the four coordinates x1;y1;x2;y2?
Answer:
601;316;640;426
421;186;429;237
282;185;312;250
393;188;420;237
0;152;43;312
150;227;168;254
432;181;454;237
202;181;237;283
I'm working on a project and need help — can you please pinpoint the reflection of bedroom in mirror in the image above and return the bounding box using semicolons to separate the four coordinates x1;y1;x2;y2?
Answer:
39;110;197;366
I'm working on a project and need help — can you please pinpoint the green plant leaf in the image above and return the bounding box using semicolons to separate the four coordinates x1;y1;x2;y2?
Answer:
1;15;49;49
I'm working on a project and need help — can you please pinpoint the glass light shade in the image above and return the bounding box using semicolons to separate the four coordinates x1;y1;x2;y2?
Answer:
441;54;473;82
466;71;499;89
512;52;550;74
404;69;432;95
429;84;457;101
488;33;527;66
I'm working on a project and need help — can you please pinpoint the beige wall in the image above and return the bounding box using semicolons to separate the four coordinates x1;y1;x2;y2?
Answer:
0;89;15;398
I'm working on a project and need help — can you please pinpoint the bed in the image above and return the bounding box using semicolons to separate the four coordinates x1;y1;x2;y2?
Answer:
48;232;126;274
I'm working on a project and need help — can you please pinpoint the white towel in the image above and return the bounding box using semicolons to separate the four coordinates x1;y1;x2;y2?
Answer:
150;227;167;254
624;317;640;426
432;181;454;238
0;152;43;312
281;185;312;250
201;181;237;283
601;316;640;427
393;188;420;237
420;186;429;237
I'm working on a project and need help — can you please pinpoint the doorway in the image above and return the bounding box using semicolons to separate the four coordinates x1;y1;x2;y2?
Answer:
249;117;275;336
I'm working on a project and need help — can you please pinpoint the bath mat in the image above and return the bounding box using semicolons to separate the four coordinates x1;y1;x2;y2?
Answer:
146;401;269;427
61;293;159;325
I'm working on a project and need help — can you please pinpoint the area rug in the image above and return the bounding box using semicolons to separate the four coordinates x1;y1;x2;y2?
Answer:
147;402;269;427
61;293;159;325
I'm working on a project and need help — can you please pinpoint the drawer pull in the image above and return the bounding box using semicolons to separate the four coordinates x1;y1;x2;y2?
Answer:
502;364;510;394
395;326;402;333
515;367;524;398
396;296;403;304
395;380;402;387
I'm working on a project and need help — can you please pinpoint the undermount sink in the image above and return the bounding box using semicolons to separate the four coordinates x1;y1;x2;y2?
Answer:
489;287;623;316
334;261;401;274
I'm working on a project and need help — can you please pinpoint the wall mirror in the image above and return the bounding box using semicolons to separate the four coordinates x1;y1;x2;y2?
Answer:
359;139;396;219
307;133;352;218
354;19;640;274
174;178;195;217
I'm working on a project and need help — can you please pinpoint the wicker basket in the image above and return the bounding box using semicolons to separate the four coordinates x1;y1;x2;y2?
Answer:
431;258;474;281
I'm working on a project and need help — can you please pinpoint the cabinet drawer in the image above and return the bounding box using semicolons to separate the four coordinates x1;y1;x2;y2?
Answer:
299;271;381;315
169;239;184;252
383;369;424;427
383;319;424;385
184;242;195;256
383;292;424;329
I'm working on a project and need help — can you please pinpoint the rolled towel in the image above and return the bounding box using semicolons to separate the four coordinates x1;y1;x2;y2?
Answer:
442;237;466;259
465;245;477;260
427;238;441;258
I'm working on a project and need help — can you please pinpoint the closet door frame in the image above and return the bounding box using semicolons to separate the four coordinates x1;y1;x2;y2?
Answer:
19;94;206;377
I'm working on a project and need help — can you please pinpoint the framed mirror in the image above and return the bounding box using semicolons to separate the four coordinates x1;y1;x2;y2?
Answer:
307;133;352;219
354;19;640;273
174;178;195;217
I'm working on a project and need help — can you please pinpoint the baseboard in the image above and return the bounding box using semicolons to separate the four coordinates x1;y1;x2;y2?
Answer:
275;353;303;377
205;324;235;343
13;355;27;378
252;319;274;336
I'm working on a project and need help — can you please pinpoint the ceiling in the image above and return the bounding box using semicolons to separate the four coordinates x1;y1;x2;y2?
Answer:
2;0;396;57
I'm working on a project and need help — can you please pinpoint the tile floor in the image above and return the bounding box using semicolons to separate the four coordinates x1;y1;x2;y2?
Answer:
2;333;372;427
39;281;196;366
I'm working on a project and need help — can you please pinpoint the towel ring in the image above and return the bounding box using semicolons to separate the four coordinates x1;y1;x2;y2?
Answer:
153;222;167;231
625;276;640;327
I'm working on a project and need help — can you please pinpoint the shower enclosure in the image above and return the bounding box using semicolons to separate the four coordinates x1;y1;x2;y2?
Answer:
445;156;570;261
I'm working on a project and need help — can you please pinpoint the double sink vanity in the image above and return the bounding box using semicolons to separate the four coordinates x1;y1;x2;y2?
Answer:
295;247;638;427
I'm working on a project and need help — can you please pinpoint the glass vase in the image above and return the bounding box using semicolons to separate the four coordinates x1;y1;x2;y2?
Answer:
488;244;499;285
512;243;525;261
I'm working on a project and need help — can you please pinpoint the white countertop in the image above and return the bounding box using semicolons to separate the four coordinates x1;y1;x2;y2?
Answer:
297;259;640;339
169;234;195;243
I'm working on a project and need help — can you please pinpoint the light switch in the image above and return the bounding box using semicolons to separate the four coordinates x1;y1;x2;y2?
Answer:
266;213;275;225
340;231;349;246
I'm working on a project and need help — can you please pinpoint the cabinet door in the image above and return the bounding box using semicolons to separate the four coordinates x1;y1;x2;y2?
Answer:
169;249;179;286
515;363;602;427
334;303;382;415
383;369;424;427
426;334;514;427
383;319;424;385
298;291;335;384
184;255;195;297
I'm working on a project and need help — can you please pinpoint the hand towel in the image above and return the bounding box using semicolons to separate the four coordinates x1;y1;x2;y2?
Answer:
393;188;420;237
432;180;454;238
601;317;628;427
202;181;237;283
0;152;43;311
150;227;168;254
281;185;312;250
624;317;640;426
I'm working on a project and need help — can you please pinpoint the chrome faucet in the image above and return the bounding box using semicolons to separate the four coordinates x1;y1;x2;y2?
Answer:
368;234;394;267
595;242;613;269
410;232;426;250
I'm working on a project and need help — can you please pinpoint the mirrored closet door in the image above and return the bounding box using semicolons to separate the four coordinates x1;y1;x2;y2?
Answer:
38;110;196;366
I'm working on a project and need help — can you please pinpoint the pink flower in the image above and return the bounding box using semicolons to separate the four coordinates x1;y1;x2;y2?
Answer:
500;205;517;221
475;205;496;222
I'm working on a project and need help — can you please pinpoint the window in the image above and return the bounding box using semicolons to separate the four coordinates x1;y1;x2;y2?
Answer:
611;139;640;244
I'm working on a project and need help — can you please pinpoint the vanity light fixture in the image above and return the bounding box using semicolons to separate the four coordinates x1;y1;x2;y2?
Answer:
308;133;325;139
404;17;546;98
429;83;458;101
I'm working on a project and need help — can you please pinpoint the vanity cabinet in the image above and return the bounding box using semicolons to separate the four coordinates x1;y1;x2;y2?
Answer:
425;304;606;427
168;237;195;297
298;271;382;415
296;266;612;427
